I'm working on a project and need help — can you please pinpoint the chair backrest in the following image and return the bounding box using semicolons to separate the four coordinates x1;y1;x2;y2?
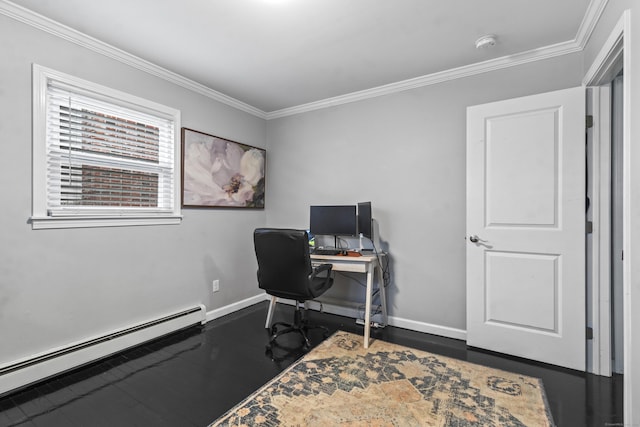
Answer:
253;228;316;301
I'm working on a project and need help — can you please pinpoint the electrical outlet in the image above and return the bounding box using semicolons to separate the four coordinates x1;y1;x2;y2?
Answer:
212;279;220;293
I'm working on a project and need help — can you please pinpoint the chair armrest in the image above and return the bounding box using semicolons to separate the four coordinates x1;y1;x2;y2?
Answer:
310;263;332;280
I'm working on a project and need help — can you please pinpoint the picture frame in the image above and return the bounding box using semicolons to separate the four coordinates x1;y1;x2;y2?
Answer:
181;128;265;208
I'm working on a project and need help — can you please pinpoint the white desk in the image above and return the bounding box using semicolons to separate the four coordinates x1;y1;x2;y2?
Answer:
265;253;387;349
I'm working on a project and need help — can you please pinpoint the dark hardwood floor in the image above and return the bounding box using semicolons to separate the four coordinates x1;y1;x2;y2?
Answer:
0;302;623;426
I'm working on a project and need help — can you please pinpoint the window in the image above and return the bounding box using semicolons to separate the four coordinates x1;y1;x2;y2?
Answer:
32;65;182;229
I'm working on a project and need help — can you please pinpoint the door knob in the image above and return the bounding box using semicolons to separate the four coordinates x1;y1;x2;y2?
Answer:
469;235;480;243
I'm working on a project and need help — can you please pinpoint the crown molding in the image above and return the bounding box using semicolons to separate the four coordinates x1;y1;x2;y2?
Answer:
2;0;609;121
582;8;626;86
575;0;610;49
0;0;266;119
266;39;583;119
266;0;609;119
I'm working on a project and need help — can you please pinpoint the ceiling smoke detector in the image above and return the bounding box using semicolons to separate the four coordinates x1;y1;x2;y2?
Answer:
475;35;497;49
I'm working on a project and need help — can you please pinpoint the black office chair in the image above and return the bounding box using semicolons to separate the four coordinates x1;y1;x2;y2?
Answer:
253;228;334;351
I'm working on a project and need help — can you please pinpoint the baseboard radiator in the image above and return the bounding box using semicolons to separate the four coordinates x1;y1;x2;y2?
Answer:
0;305;205;397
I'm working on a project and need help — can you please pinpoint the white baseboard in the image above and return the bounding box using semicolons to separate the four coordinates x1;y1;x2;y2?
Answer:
305;299;363;319
205;293;268;323
2;295;466;397
387;316;467;341
255;295;467;342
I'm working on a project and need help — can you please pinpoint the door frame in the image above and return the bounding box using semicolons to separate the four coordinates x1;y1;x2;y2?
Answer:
586;84;612;377
582;8;630;421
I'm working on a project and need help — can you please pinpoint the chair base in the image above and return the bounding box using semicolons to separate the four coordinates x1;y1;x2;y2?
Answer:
266;304;329;353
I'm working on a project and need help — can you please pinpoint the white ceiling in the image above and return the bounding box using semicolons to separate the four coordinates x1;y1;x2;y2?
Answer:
10;0;594;114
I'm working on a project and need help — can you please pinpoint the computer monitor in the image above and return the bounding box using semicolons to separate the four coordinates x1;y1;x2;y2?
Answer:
309;205;357;236
357;201;373;239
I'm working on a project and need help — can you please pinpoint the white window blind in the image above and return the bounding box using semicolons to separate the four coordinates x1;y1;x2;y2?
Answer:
46;82;175;216
32;65;181;229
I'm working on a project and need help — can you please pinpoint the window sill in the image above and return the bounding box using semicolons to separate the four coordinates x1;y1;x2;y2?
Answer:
30;214;183;230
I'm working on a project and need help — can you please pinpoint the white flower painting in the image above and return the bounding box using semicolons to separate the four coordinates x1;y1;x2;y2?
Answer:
182;128;265;208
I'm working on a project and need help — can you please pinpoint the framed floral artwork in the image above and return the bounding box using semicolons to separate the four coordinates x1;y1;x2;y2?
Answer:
181;128;265;208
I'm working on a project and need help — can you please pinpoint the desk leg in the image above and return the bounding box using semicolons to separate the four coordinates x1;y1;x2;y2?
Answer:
265;296;277;329
364;263;374;349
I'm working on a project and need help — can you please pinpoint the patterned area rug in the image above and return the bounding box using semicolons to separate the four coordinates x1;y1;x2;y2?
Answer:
210;331;554;426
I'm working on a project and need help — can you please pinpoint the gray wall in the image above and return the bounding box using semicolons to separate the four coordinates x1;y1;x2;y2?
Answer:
0;15;266;366
265;53;584;333
6;4;636;418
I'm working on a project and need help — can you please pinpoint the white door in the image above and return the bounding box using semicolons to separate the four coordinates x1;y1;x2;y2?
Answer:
466;87;585;371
